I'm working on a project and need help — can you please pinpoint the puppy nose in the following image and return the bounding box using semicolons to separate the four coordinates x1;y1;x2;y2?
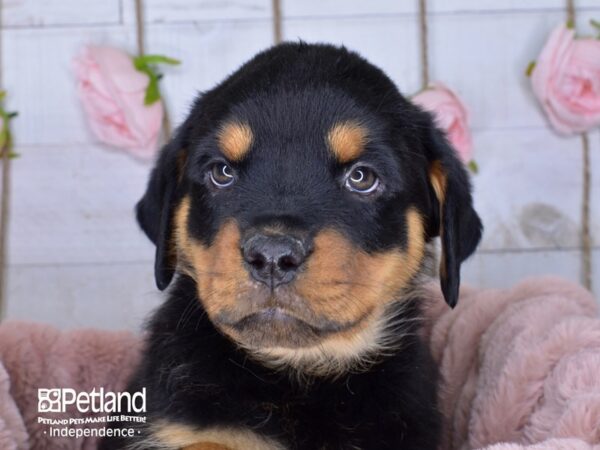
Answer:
242;234;308;288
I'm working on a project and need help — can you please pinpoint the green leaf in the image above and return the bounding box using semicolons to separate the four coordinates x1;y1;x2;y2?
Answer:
0;90;17;159
591;19;600;38
0;109;18;125
467;160;479;174
137;54;181;66
0;130;8;149
132;56;147;71
132;53;181;105
525;61;536;77
144;74;161;105
566;19;575;29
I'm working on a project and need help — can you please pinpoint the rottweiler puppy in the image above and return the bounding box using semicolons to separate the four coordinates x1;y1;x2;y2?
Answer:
101;43;482;450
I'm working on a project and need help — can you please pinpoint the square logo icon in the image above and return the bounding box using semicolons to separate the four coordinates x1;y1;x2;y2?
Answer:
38;389;62;413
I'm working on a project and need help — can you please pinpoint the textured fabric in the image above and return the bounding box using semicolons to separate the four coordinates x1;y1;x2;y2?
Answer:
0;322;141;450
425;276;600;449
0;359;28;450
0;277;599;449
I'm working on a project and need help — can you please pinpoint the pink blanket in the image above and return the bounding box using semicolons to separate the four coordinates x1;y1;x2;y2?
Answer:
0;277;598;449
0;323;140;449
424;277;600;449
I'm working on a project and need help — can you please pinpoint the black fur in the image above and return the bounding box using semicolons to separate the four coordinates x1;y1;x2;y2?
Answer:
103;276;440;450
101;43;482;450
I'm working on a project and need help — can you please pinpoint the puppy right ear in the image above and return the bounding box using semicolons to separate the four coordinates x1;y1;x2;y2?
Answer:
425;127;482;308
136;137;186;291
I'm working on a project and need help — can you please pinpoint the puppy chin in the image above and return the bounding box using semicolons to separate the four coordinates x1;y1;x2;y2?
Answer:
212;287;364;350
210;288;399;378
223;307;324;348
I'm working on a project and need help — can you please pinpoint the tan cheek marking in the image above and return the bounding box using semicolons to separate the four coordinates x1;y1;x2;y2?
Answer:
327;121;369;163
217;121;253;161
174;197;247;317
153;422;284;450
355;208;426;308
429;160;448;278
260;209;426;376
295;208;425;323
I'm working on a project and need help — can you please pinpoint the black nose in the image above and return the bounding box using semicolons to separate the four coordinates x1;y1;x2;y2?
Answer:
242;234;309;288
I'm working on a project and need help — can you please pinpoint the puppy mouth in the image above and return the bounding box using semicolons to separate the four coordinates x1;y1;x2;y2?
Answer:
215;306;365;349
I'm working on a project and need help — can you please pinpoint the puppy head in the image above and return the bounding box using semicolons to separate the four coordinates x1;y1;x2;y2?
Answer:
137;44;482;376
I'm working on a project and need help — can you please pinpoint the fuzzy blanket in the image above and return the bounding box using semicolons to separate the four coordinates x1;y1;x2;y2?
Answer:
0;277;598;449
424;277;600;449
0;323;140;449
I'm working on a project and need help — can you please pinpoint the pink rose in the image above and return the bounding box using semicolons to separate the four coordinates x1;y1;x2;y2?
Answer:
531;24;600;134
74;46;163;159
412;83;473;163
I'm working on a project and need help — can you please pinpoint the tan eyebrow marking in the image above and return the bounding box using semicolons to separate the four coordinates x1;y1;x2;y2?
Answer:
217;121;254;161
327;121;369;163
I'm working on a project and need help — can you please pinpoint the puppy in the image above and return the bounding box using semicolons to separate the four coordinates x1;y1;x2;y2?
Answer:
101;43;482;450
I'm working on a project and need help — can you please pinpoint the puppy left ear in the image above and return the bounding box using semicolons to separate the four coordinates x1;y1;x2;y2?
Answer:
136;135;187;291
425;127;482;308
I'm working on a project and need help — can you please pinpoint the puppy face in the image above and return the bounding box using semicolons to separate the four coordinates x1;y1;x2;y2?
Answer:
137;44;482;375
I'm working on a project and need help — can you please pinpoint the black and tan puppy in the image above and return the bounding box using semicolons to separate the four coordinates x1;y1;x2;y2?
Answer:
101;43;482;450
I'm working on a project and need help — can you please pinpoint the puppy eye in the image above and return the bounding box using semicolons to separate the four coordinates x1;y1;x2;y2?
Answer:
345;166;379;194
209;162;235;188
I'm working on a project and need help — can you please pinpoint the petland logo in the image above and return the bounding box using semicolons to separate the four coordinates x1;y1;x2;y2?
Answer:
38;388;146;414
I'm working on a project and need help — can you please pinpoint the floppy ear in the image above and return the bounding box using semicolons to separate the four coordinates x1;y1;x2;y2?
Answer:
425;127;482;308
136;136;187;291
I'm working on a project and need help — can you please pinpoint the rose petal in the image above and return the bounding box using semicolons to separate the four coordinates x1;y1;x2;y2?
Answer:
88;46;149;93
531;24;600;134
73;45;163;160
413;83;473;163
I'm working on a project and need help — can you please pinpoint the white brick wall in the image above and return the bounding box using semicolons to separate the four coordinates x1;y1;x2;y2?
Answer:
4;0;600;330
